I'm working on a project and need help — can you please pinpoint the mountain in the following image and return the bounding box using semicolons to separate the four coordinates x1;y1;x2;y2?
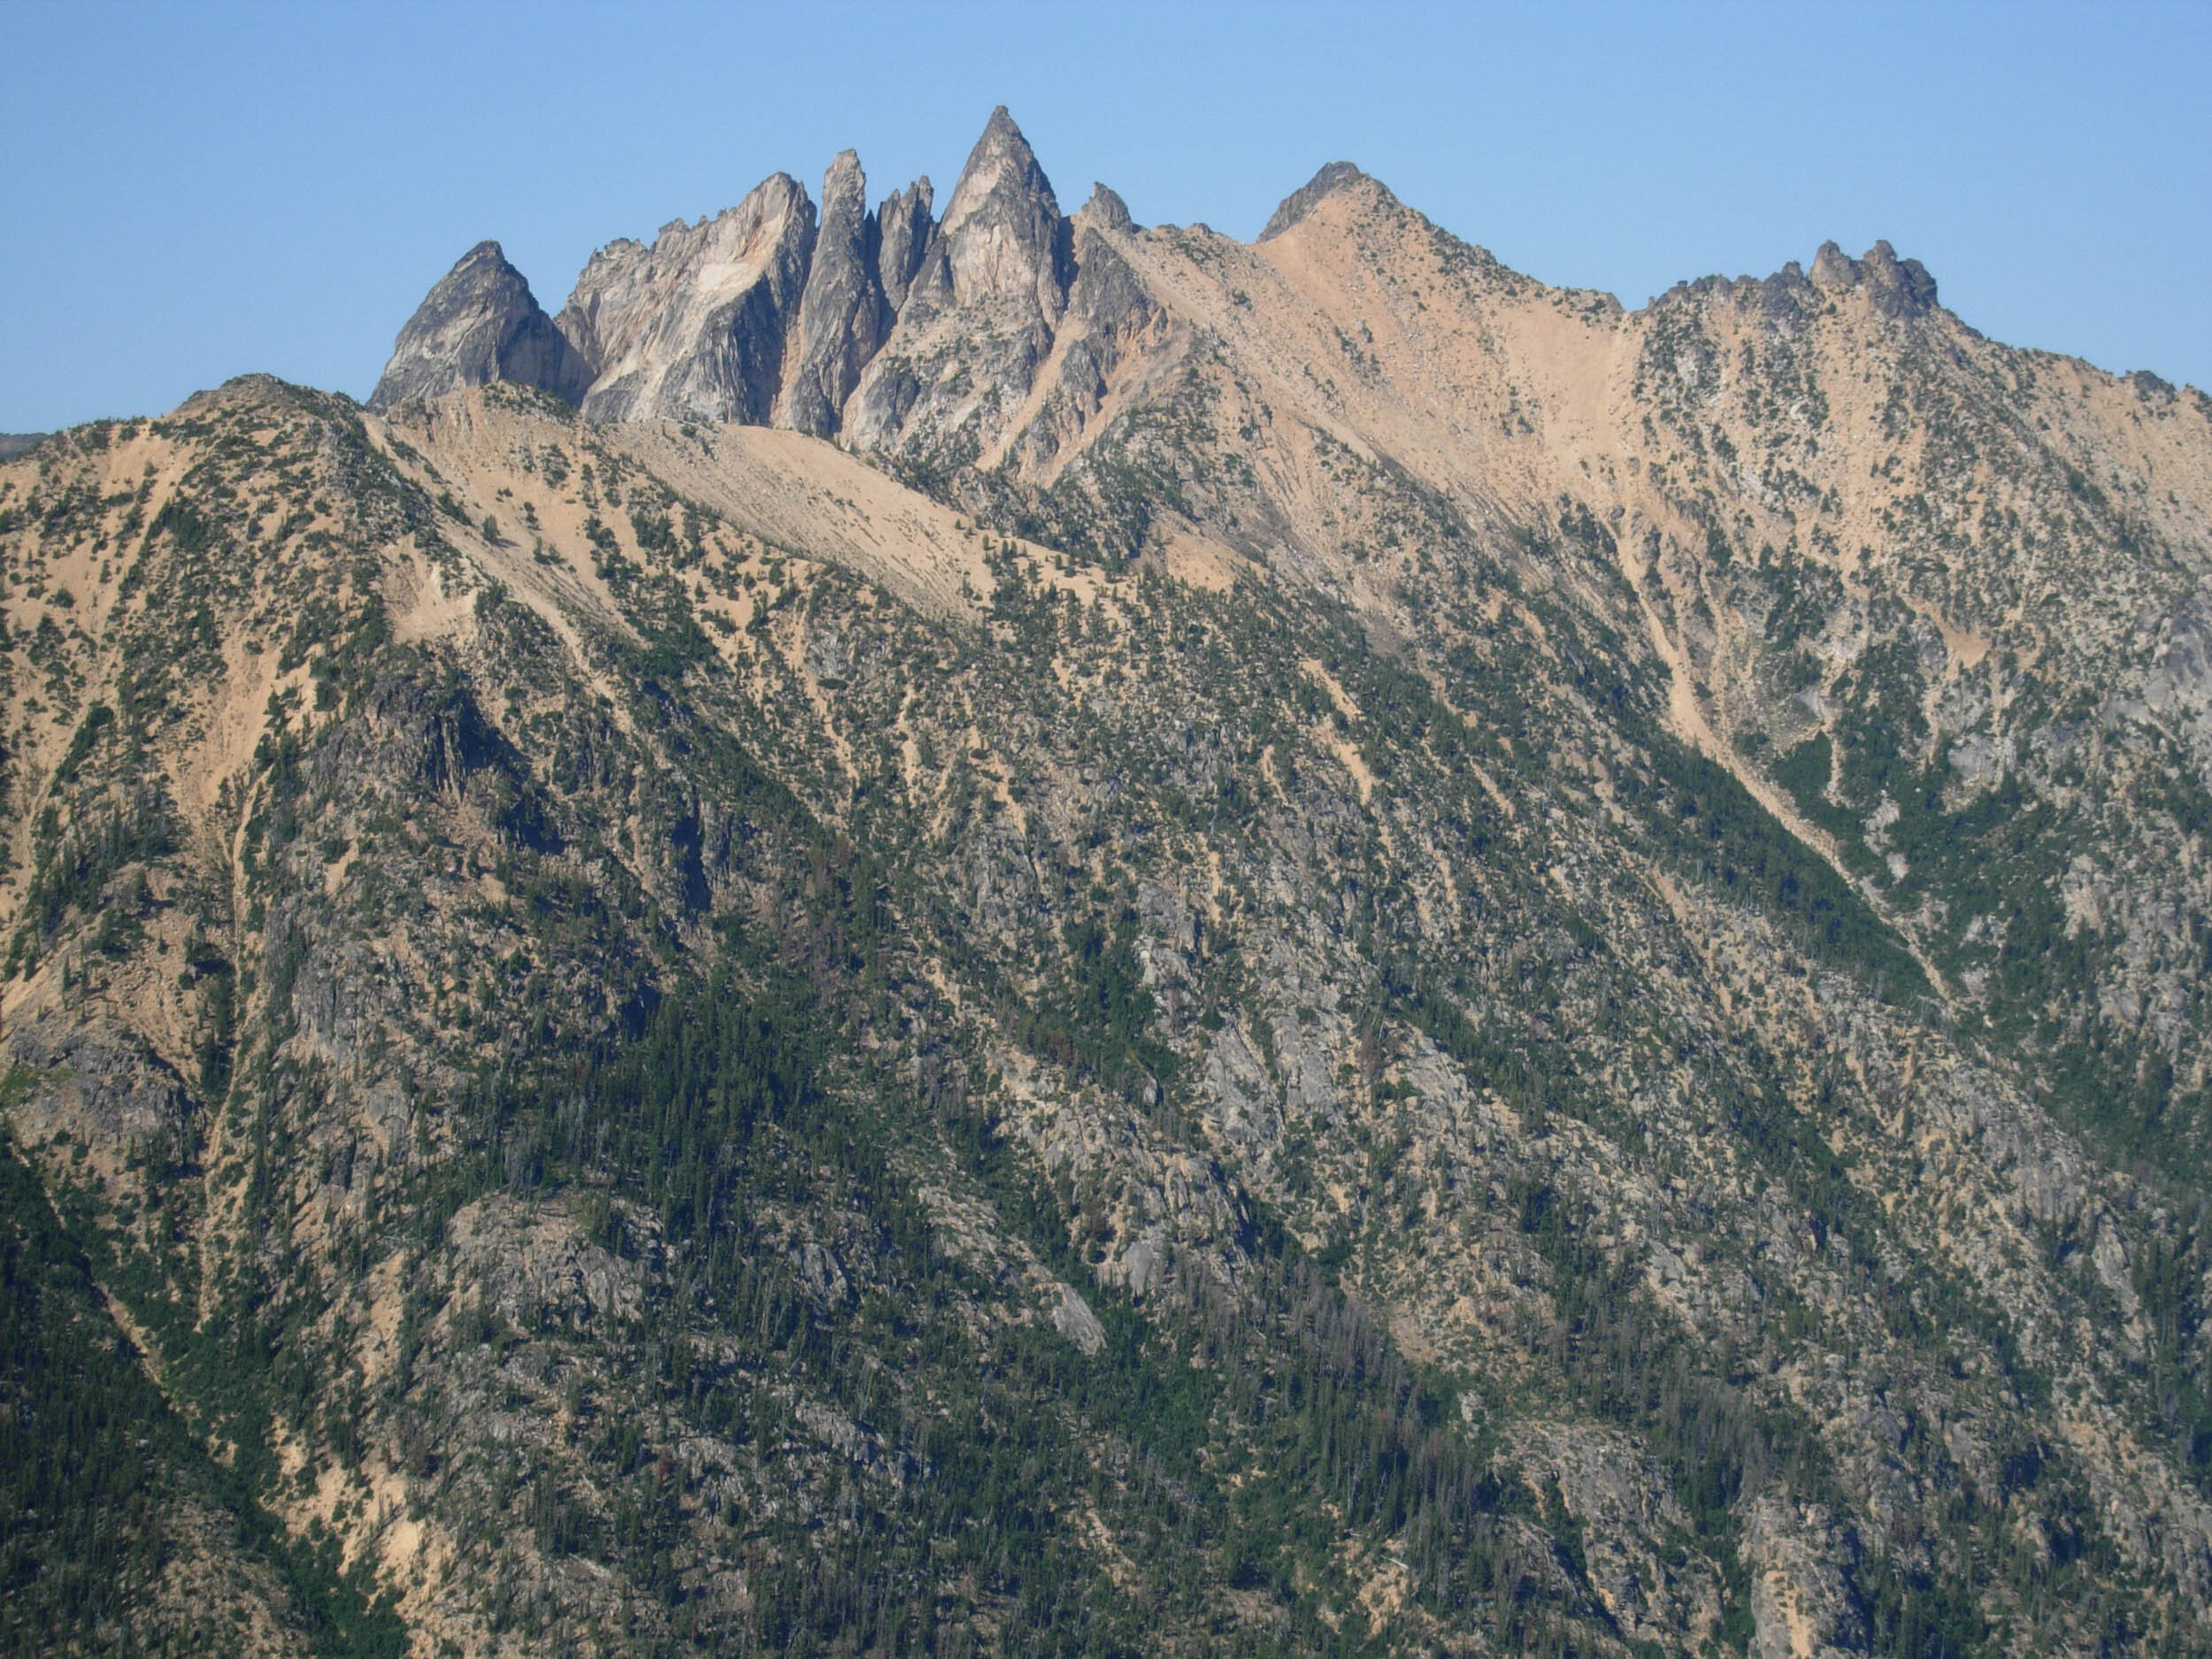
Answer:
368;241;591;413
7;106;2212;1658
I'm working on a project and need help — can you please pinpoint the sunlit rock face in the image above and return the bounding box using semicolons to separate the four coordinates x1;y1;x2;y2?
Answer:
367;239;589;411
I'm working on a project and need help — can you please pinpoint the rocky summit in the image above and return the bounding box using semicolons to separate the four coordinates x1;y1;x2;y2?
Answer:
6;106;2212;1659
368;241;592;414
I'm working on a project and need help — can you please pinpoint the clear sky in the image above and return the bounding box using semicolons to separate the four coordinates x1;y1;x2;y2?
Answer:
3;1;2206;432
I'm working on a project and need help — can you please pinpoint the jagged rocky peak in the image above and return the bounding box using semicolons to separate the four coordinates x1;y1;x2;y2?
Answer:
1810;238;1939;318
366;240;590;412
1065;184;1152;337
904;104;1070;325
361;111;1090;447
844;107;1078;457
995;180;1157;474
1655;240;1941;326
876;176;934;311
1079;182;1134;234
1259;160;1379;240
779;150;890;437
556;173;818;425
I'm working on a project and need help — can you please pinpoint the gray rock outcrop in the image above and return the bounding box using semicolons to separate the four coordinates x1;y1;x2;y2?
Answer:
557;173;817;425
1083;182;1134;234
359;110;1166;464
1259;160;1368;240
1051;1283;1105;1355
876;177;935;311
905;106;1069;326
1810;238;1939;318
846;106;1072;459
991;186;1159;471
366;241;590;412
777;150;890;438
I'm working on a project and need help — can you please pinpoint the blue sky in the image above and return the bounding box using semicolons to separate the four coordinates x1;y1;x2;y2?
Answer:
3;1;2206;431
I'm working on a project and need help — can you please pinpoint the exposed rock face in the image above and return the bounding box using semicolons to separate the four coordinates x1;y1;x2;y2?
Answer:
556;173;817;425
990;190;1160;472
359;115;1952;491
1514;1424;1724;1644
845;106;1072;461
367;113;1092;450
1083;181;1134;234
777;150;888;438
365;241;589;411
1051;1284;1106;1355
1259;160;1370;240
363;111;1125;460
875;176;935;311
1740;1499;1868;1659
1810;237;1939;317
920;107;1069;320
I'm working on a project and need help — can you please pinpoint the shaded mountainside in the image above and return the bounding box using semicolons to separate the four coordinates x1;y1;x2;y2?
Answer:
5;107;2212;1658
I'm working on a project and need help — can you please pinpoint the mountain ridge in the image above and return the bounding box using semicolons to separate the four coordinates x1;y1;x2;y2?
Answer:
6;106;2212;1659
374;109;2104;451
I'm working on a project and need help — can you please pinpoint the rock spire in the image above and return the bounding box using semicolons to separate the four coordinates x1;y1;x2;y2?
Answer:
778;151;892;436
366;241;589;411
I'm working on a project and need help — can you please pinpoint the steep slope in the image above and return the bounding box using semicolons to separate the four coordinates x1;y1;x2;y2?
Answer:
8;122;2212;1659
914;160;2212;1176
556;174;818;426
368;242;589;413
843;104;1072;465
0;1110;404;1658
775;150;892;438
